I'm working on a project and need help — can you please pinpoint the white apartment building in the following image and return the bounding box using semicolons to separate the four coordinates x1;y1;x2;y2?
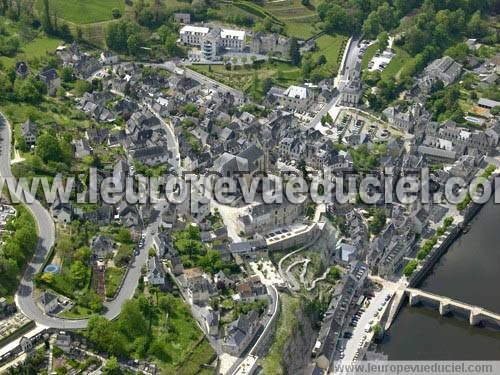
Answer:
220;28;246;51
179;25;246;60
179;25;210;46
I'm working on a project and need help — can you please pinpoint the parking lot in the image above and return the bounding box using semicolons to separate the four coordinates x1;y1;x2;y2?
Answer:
338;282;397;366
366;37;395;73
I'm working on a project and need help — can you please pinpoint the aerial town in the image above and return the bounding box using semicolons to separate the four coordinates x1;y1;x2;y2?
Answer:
0;1;499;375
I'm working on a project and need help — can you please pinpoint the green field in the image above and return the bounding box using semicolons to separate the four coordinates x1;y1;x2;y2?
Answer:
37;0;125;24
310;34;348;76
285;21;320;39
0;35;62;67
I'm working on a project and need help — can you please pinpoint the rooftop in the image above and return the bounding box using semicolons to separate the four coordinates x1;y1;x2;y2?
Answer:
180;25;210;35
283;85;308;100
221;28;246;40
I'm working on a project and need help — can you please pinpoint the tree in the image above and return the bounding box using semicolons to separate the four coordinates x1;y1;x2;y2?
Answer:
102;357;122;375
377;31;389;52
74;246;91;263
76;27;83;43
106;20;133;53
301;55;313;79
74;80;92;96
262;77;273;94
15;226;37;254
86;316;127;358
376;2;397;31
290;37;300;66
467;11;488;38
127;34;141;56
490;106;500;116
58;24;73;42
262;17;273;32
369;208;386;235
112;8;122;19
316;54;327;65
115;228;132;244
70;260;88;289
16;135;29;152
362;11;382;39
60;67;74;83
164;35;179;57
118;300;148;339
41;0;52;34
372;323;383;338
158;294;175;315
403;260;418;277
35;133;62;163
321;4;361;34
0;75;12;100
328;266;341;281
14;78;42;104
0;257;19;296
444;42;469;63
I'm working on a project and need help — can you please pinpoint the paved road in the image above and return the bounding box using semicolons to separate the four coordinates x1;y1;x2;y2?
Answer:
0;113;157;329
306;36;361;129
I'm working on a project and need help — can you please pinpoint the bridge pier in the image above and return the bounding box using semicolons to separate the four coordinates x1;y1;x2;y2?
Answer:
439;300;451;316
470;308;482;326
408;293;421;306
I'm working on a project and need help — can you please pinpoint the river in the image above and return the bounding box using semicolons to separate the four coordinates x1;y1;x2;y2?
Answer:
378;199;500;359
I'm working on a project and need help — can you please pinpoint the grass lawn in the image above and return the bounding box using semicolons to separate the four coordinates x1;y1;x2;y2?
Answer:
36;0;125;24
190;61;302;92
361;43;379;70
381;46;410;80
105;266;126;298
285;21;320;39
0;35;62;67
260;294;301;374
310;34;348;77
59;305;93;319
